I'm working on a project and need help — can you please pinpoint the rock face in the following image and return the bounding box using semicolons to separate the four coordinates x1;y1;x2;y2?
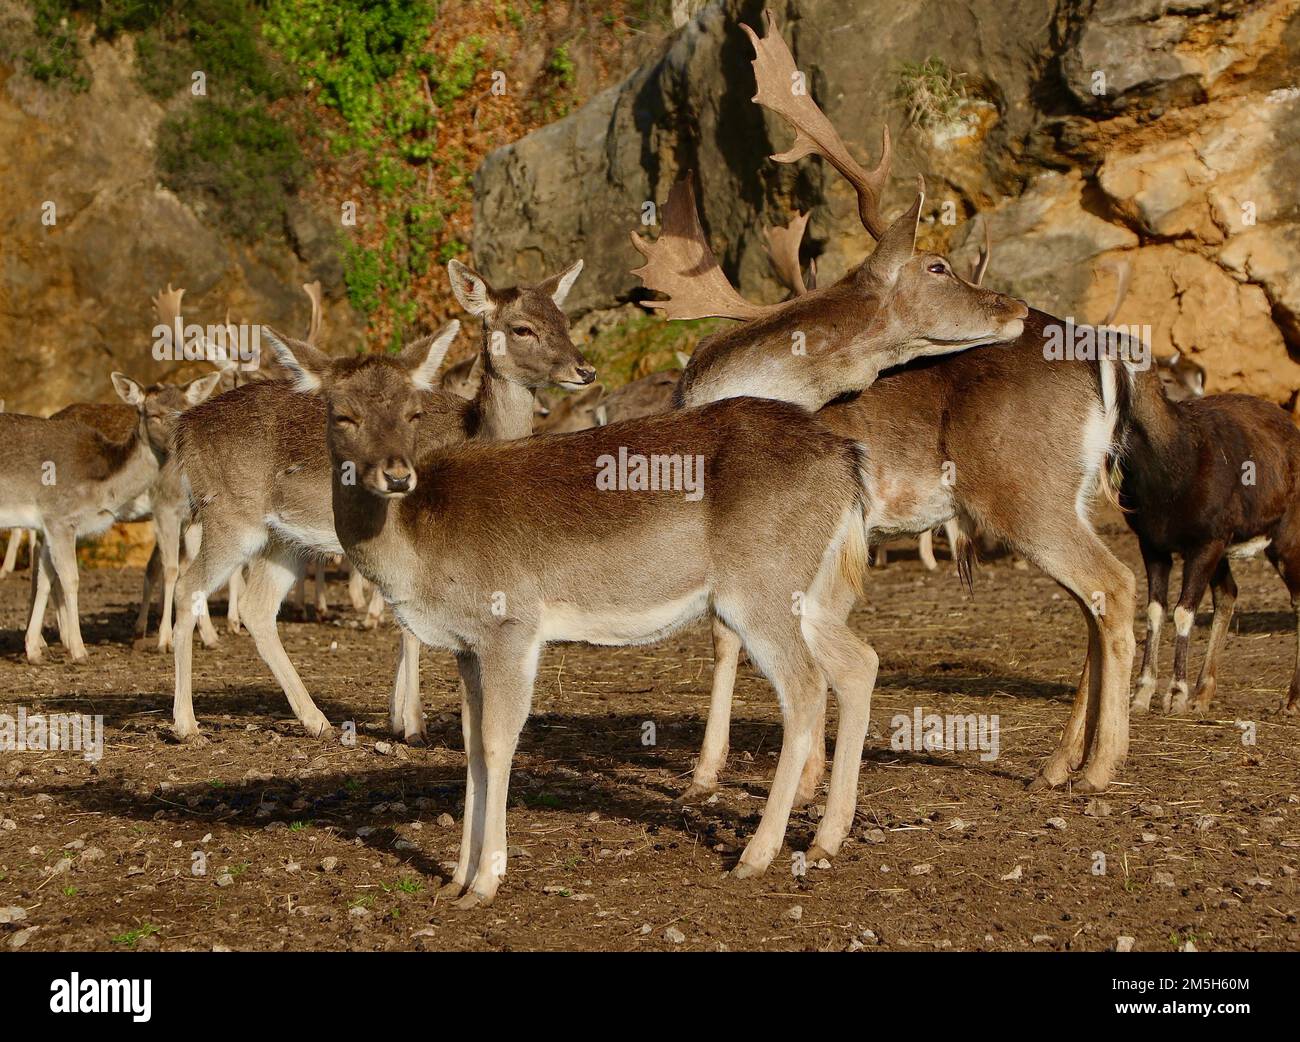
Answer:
473;0;1300;402
0;24;358;416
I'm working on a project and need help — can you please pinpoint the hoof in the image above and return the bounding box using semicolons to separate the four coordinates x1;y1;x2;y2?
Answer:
452;890;492;910
306;721;334;740
226;622;242;636
1073;774;1109;795
1129;699;1149;716
436;879;465;901
404;730;427;748
68;650;89;665
173;728;208;746
25;647;44;665
730;860;766;881
805;844;833;864
675;782;717;806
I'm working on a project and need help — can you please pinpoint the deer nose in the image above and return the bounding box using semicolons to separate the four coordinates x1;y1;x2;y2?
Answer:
382;461;413;494
575;364;596;385
1008;297;1029;319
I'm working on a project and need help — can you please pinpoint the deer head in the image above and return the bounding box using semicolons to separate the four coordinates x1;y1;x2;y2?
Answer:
446;259;596;389
111;371;223;455
266;322;463;498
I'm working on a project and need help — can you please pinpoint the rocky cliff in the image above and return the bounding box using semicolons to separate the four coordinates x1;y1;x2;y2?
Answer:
473;0;1300;402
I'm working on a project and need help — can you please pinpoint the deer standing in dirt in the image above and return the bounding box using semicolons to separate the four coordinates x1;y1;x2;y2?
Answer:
626;10;1134;795
168;260;593;741
1;369;220;662
269;324;878;908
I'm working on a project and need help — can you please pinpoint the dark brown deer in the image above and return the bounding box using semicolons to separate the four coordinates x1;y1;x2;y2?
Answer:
270;327;879;907
1122;368;1300;716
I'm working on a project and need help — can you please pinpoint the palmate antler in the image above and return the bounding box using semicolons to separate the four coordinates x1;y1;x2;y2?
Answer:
152;284;186;339
763;211;812;296
630;175;784;322
744;9;893;239
1098;259;1132;326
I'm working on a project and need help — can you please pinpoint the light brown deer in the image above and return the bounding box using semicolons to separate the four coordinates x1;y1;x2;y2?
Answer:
269;327;879;907
637;10;1135;795
1;371;220;662
168;260;593;742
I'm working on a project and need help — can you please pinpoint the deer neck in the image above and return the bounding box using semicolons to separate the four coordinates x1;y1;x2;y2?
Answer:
331;472;420;601
1124;363;1181;452
472;350;536;441
99;422;164;511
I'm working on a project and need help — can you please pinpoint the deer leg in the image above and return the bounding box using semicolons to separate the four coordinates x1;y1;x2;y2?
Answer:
153;508;185;652
1265;534;1300;715
943;518;961;558
1;528;22;576
453;637;539;909
313;557;329;618
803;609;879;862
442;651;486;900
730;638;820;880
1190;558;1236;713
680;617;742;802
24;539;54;663
135;544;161;642
240;547;333;738
918;530;938;570
1021;524;1135;793
226;566;244;634
44;524;86;663
793;580;857;809
348;563;368;612
389;626;426;744
173;525;259;741
364;585;385;628
1131;544;1172;714
1166;543;1224;715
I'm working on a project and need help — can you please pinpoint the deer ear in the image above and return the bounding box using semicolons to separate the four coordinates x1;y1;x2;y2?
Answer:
858;188;924;288
447;260;495;317
111;372;145;408
184;371;223;406
401;320;460;391
537;259;584;309
594;403;609;427
264;327;331;393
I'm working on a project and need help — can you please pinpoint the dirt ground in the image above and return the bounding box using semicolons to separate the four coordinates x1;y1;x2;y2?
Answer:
0;517;1297;952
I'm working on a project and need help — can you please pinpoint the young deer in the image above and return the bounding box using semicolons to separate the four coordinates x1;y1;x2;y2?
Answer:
1;371;220;662
636;11;1134;795
271;327;879;907
168;260;592;742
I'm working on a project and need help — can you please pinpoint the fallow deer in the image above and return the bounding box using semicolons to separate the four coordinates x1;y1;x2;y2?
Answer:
1;371;220;662
168;260;593;742
631;10;1136;794
268;325;879;907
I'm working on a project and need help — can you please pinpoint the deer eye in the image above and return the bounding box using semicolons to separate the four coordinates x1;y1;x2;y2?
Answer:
927;262;948;275
511;325;536;338
333;414;359;429
406;410;424;424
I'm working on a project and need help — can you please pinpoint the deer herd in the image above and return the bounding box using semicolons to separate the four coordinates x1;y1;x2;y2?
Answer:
3;10;1299;908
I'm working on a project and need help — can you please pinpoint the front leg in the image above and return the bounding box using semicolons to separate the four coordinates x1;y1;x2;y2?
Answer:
1131;545;1172;714
1166;542;1224;714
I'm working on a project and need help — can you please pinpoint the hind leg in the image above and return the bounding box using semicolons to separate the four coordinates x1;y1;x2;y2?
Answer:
1131;542;1172;714
24;538;54;663
918;530;938;571
226;566;244;634
1018;523;1135;792
173;523;260;740
240;545;332;737
135;544;161;642
348;562;368;612
1265;533;1300;714
803;613;878;861
1;528;23;576
1190;558;1236;713
793;580;858;808
1167;542;1224;714
44;524;86;662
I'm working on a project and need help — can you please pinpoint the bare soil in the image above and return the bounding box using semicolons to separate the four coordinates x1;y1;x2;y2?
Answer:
1;519;1297;952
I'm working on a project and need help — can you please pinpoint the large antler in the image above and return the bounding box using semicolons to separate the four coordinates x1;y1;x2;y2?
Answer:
743;9;893;239
302;281;323;345
763;211;811;296
630;175;782;322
